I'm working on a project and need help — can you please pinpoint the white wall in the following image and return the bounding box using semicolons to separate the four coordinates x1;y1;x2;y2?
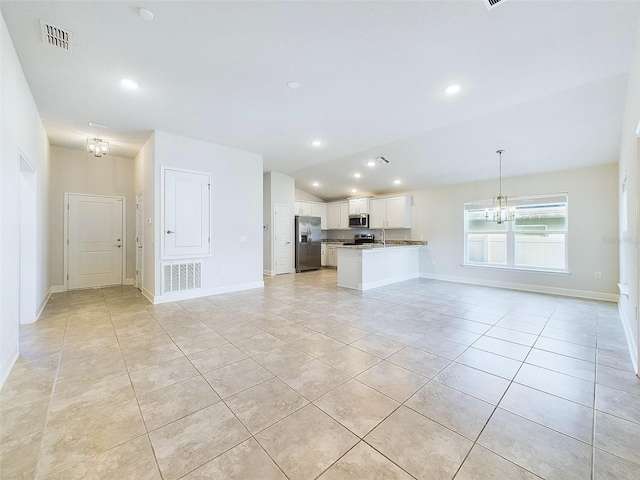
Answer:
295;188;323;202
1;13;50;387
411;164;619;300
263;172;295;274
618;16;640;374
151;131;263;302
48;146;136;287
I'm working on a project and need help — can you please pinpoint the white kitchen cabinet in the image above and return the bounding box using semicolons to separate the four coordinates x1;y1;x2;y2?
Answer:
327;244;337;267
327;201;349;229
321;243;328;266
294;201;312;216
311;203;327;230
348;197;369;215
369;195;412;229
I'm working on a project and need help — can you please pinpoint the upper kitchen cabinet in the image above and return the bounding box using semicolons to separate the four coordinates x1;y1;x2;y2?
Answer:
348;196;369;215
369;194;412;229
294;201;313;216
294;201;327;229
327;201;350;229
311;202;327;230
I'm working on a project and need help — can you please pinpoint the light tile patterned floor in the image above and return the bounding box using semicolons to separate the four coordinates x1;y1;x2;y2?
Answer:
1;269;640;479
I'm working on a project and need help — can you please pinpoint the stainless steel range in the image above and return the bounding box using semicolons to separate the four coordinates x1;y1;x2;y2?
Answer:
343;233;374;246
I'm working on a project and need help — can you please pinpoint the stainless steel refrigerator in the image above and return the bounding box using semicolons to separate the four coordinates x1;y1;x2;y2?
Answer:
295;216;321;273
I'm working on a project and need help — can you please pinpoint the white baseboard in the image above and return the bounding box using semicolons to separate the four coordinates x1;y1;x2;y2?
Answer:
263;269;275;276
36;290;52;320
0;344;19;390
50;285;65;293
618;302;639;375
149;281;265;304
125;278;134;285
419;272;619;302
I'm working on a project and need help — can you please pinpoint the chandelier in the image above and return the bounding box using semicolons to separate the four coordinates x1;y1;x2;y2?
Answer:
86;138;109;157
485;149;514;224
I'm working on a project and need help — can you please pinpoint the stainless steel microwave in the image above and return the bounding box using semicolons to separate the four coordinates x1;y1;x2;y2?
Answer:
349;214;369;228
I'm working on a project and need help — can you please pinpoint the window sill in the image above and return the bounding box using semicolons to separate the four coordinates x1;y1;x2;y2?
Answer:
463;263;569;276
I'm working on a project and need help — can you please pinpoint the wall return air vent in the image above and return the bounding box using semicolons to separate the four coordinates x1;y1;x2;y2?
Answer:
40;20;73;51
483;0;510;10
162;262;202;294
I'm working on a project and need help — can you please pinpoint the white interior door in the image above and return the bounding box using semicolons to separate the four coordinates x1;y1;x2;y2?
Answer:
68;194;124;289
136;192;144;290
274;204;292;274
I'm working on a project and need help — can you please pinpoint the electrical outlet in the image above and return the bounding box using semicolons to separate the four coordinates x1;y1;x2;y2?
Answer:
594;271;601;279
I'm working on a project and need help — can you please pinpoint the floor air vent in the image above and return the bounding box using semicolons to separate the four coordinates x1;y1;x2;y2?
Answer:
483;0;509;10
162;262;202;294
40;20;73;51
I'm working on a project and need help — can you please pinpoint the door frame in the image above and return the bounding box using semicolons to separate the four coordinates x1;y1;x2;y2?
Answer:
18;150;37;324
273;203;293;275
136;191;144;290
63;192;127;291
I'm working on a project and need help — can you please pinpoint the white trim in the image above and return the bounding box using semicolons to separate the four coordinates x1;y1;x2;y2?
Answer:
419;272;618;302
148;281;264;304
50;285;65;294
125;278;135;285
463;264;569;275
0;345;19;390
263;269;275;276
618;302;639;375
36;290;51;319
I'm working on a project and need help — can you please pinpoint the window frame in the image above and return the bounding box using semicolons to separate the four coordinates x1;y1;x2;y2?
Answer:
463;193;569;274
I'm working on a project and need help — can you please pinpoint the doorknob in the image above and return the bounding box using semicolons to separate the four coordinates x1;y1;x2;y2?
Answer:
166;230;174;234
114;245;122;248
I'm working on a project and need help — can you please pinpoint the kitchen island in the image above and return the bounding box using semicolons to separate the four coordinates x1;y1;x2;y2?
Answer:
337;243;427;291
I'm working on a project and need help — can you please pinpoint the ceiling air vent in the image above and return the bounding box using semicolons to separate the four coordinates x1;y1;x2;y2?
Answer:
40;20;73;51
483;0;510;10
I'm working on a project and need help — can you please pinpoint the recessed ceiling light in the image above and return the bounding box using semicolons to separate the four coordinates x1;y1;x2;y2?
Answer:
311;140;322;147
312;182;319;187
353;173;361;178
139;8;154;21
120;78;139;90
287;81;300;89
88;121;109;129
351;189;357;193
367;161;376;167
445;84;461;95
394;179;402;185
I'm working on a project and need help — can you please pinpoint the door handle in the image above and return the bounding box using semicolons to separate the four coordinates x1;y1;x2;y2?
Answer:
138;245;142;249
114;245;122;248
166;230;174;234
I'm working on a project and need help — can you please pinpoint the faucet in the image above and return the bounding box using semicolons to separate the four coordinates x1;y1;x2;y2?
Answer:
380;229;386;247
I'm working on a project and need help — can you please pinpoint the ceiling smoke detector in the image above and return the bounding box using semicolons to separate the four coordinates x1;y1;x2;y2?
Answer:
40;20;73;51
483;0;510;11
377;156;390;165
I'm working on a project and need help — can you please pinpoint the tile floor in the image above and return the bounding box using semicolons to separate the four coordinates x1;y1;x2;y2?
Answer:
1;269;639;479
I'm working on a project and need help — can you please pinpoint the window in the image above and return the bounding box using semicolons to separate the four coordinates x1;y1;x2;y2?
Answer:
464;193;568;273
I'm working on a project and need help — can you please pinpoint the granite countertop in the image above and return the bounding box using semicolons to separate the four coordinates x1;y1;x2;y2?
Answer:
323;239;427;247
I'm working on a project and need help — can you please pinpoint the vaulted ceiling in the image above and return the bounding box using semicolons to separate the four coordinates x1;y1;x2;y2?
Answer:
2;1;639;200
